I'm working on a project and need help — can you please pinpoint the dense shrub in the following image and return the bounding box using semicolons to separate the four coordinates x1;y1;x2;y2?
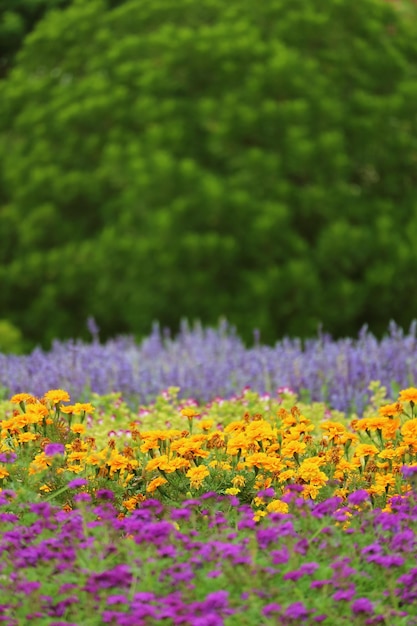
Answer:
1;0;417;347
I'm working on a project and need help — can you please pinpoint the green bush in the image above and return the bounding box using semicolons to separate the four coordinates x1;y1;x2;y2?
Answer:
1;0;417;348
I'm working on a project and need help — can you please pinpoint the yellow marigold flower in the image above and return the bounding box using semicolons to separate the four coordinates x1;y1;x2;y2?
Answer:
254;475;272;490
374;473;395;489
232;475;246;488
224;420;247;434
355;417;389;432
168;457;190;472
278;469;296;483
285;423;314;441
399;388;417;404
140;437;160;453
379;402;403;417
186;465;210;489
26;404;49;421
401;419;417;443
122;496;141;511
146;476;168;493
225;487;240;495
281;440;307;457
226;433;250;455
180;407;200;418
245;420;275;442
44;390;70;404
10;393;36;405
66;465;85;474
71;423;86;435
246;453;283;473
301;484;321;500
10;414;29;429
28;452;52;474
39;484;52;492
320;421;347;435
253;510;267;522
0;467;10;479
17;432;36;444
354;444;379;458
378;448;399;460
198;419;214;432
61;403;95;415
266;499;289;514
146;455;172;472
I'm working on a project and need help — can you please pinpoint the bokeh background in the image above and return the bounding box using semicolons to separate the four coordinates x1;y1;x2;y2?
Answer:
1;0;417;353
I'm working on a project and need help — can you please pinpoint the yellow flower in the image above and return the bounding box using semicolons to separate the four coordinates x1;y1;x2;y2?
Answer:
28;452;52;474
354;444;379;458
399;388;417;404
186;465;209;489
10;393;36;405
180;407;200;418
71;423;86;435
122;496;141;511
379;402;403;417
232;475;246;488
146;455;172;472
224;487;240;495
245;420;275;442
401;419;417;444
168;457;191;471
281;441;307;457
61;403;95;415
17;432;37;444
246;452;283;473
0;467;10;480
278;469;296;483
39;484;52;492
26;404;49;423
146;476;168;493
253;510;267;522
266;499;289;514
226;433;250;455
44;390;70;404
197;419;214;432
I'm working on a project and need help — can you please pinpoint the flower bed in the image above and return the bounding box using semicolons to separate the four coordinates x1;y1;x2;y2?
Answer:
2;386;417;623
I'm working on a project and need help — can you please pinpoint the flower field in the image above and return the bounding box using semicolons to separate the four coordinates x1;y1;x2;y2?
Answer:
2;326;417;624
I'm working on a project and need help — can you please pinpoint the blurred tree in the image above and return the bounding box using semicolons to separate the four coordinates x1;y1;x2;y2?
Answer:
1;0;417;349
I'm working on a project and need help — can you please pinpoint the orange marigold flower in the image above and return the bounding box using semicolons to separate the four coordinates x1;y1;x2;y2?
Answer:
70;424;86;435
266;499;289;514
17;432;37;444
354;444;379;458
44;390;70;404
281;441;307;457
146;476;168;493
146;455;172;473
180;407;200;418
379;402;403;417
399;388;417;404
197;419;215;432
10;393;36;405
186;465;209;489
61;403;95;415
232;474;246;488
0;466;10;479
401;419;417;443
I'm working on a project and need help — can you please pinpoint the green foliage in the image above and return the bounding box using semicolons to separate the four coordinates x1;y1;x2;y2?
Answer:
0;0;71;77
2;0;417;347
0;319;24;353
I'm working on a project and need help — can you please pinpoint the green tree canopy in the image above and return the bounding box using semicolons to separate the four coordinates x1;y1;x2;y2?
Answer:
1;0;417;348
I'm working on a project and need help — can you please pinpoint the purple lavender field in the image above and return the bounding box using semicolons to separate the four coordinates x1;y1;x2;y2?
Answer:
1;319;417;414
